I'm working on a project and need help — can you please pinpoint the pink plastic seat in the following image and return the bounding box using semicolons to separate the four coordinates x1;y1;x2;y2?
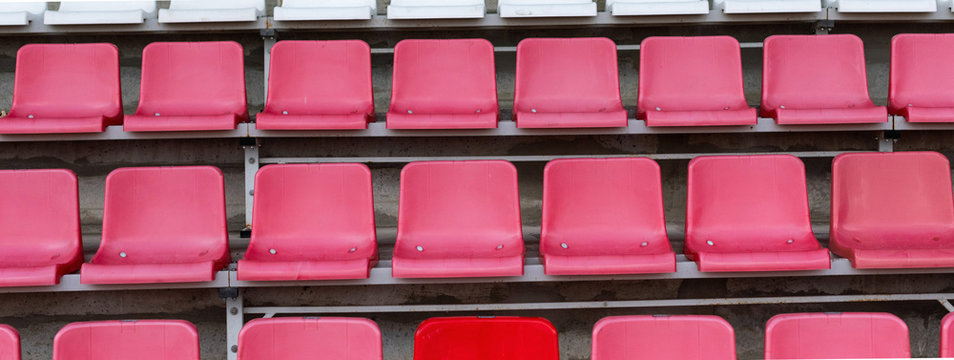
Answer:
392;161;523;278
387;39;498;129
238;317;382;360
637;36;757;127
765;312;909;359
414;317;558;360
124;42;248;132
238;164;377;281
0;43;122;134
761;35;887;125
0;325;19;360
81;166;230;284
53;320;199;360
889;33;954;123
831;152;954;269
592;315;735;360
540;158;675;275
0;169;83;287
256;40;374;130
941;312;954;357
686;155;830;272
514;38;627;128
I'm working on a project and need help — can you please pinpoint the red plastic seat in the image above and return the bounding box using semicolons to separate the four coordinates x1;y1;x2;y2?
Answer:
591;315;735;360
81;166;230;284
686;155;830;272
387;39;498;129
256;40;374;130
540;158;675;275
238;164;377;281
637;36;756;127
941;312;954;357
514;38;627;128
0;43;121;134
392;161;523;278
414;317;558;360
889;33;954;123
0;325;18;360
0;169;83;287
124;41;248;132
238;317;382;360
765;312;909;359
53;320;199;360
831;152;954;269
761;35;887;125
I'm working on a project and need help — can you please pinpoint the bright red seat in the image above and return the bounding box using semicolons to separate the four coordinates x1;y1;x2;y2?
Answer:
831;152;954;269
238;164;377;281
761;35;887;125
540;158;675;275
124;41;248;132
256;40;374;130
765;312;909;359
514;38;626;128
392;161;523;278
387;39;498;129
592;315;735;360
0;169;83;287
0;325;18;360
889;33;954;123
637;36;756;127
941;312;954;357
414;317;558;360
53;320;199;360
81;166;230;284
0;43;121;134
686;155;830;272
238;317;382;360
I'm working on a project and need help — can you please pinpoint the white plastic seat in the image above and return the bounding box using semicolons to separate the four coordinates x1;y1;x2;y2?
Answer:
607;0;709;16
387;0;485;19
44;1;156;25
159;0;265;23
0;2;45;26
274;0;376;20
498;0;597;17
825;0;937;12
715;0;821;13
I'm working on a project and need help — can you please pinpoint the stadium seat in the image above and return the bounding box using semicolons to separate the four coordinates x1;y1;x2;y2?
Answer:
238;317;382;360
637;36;757;126
685;155;830;272
889;34;954;123
761;35;887;124
387;0;485;19
257;40;374;130
714;0;822;13
53;320;199;360
81;166;229;284
514;38;627;128
606;0;709;15
159;0;264;23
0;44;121;134
0;169;83;287
414;317;558;360
765;312;910;359
592;315;735;360
825;0;937;12
387;39;498;129
273;0;377;21
540;158;676;275
0;2;44;26
237;164;377;281
124;41;248;132
942;312;954;357
830;152;954;269
44;1;156;25
498;0;597;17
392;161;523;278
0;325;18;360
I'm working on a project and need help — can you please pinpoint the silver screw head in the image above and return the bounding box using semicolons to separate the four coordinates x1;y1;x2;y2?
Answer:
706;240;714;246
269;248;277;254
416;246;424;252
560;243;568;249
119;252;127;258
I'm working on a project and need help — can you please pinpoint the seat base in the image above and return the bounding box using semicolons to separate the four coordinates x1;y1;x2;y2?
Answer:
846;248;954;269
835;0;937;13
158;8;258;23
0;116;108;134
543;253;676;275
80;261;217;284
124;114;240;132
515;110;627;128
644;108;757;126
498;3;597;17
0;11;30;26
44;10;146;25
721;0;821;13
901;107;954;123
273;6;373;20
386;112;497;129
0;265;61;287
236;259;372;281
255;112;369;130
774;106;888;125
386;4;485;19
392;256;523;278
695;249;831;272
610;1;709;16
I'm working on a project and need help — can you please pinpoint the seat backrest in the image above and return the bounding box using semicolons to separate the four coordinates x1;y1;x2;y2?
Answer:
134;41;247;120
53;320;199;360
591;315;735;360
889;33;954;114
9;43;121;122
264;40;373;118
0;2;45;15
57;1;156;15
389;39;497;116
168;0;264;13
282;0;376;9
413;317;558;360
765;312;910;359
238;317;382;360
0;325;18;360
941;312;954;357
0;169;81;268
392;0;484;5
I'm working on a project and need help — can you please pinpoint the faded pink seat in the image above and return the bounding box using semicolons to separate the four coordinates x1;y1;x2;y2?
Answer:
765;313;909;359
591;315;735;360
53;320;199;360
889;33;954;123
238;317;382;360
0;325;18;360
941;312;954;357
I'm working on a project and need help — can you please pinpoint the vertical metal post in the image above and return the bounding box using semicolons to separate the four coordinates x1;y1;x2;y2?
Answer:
262;29;277;99
878;133;894;152
242;139;260;230
225;291;244;360
815;19;833;35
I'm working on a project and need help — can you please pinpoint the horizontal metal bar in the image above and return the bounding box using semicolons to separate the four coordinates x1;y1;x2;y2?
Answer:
0;124;250;143
0;271;230;294
261;151;862;164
